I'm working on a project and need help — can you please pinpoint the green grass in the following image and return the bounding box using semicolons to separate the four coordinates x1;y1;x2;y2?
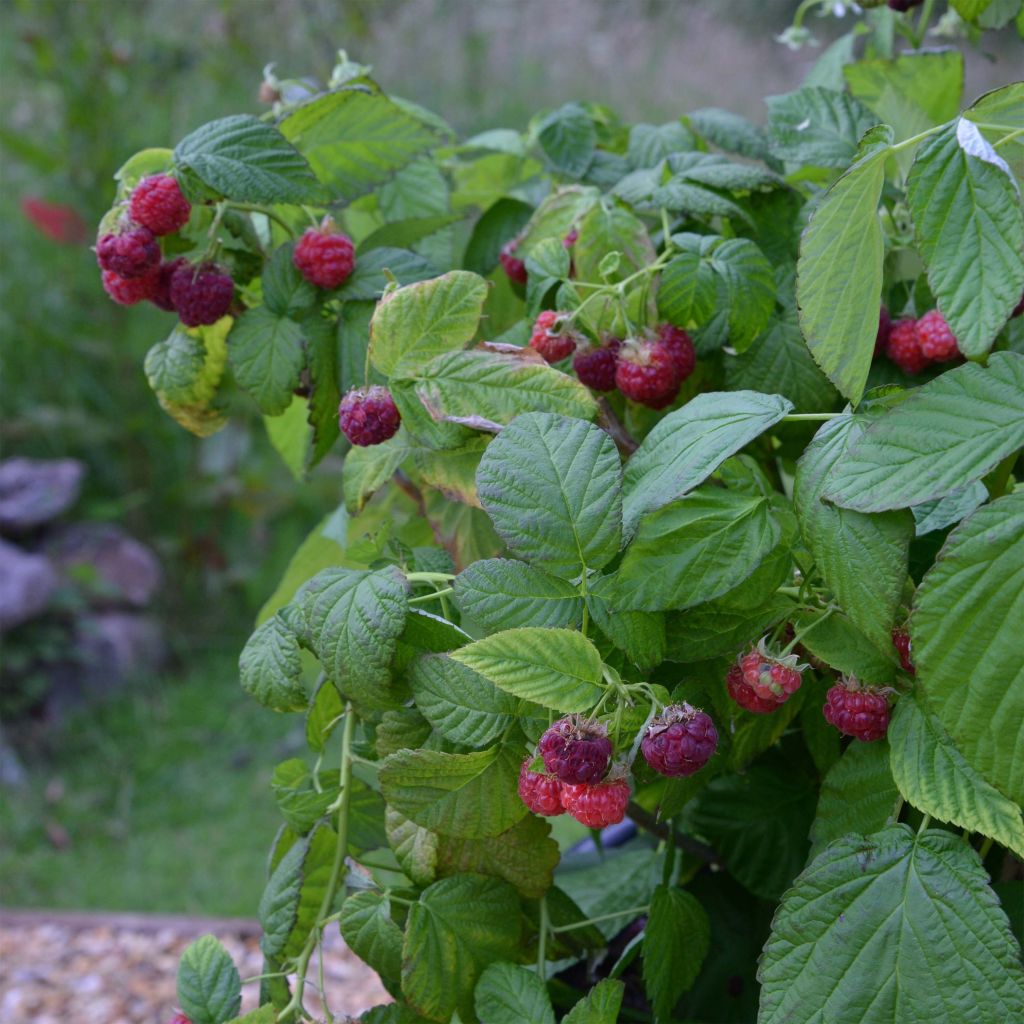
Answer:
0;656;301;916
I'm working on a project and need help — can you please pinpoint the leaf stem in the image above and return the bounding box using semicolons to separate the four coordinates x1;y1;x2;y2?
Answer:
405;571;457;584
917;813;932;833
782;413;842;422
226;200;297;238
408;587;454;605
536;894;549;975
889;124;944;154
549;905;650;933
978;836;995;859
782;605;836;656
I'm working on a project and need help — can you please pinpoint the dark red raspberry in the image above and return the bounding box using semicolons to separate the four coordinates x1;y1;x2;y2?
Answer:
560;777;630;828
338;386;401;446
101;268;157;306
293;224;356;289
518;758;565;817
823;678;890;742
150;258;186;312
640;703;718;777
615;337;681;408
737;640;805;706
499;241;528;285
656;324;696;382
529;310;578;362
886;318;930;374
129;175;191;236
915;310;959;362
573;338;620;391
726;663;779;715
539;717;612;785
95;227;160;278
875;306;892;356
169;262;234;326
892;627;915;675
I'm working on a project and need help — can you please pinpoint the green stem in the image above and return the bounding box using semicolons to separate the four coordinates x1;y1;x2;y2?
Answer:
537;894;549;975
918;813;932;833
994;127;1024;148
408;587;454;605
888;796;904;825
405;571;456;584
782;605;837;656
226;201;296;238
889;124;945;154
912;0;935;49
978;836;995;860
550;905;650;933
782;413;843;422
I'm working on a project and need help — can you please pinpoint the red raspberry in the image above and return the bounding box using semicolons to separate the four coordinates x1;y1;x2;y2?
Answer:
892;627;915;675
640;703;718;777
615;337;681;409
95;227;160;278
169;262;234;326
529;310;578;363
150;258;186;312
915;310;959;362
101;268;157;306
539;717;612;785
563;228;578;248
886;318;930;374
518;758;565;817
726;663;779;715
499;241;528;285
561;777;630;828
737;639;805;705
875;306;891;356
21;197;87;244
129;175;191;236
338;386;401;446
823;678;890;742
573;338;620;391
656;324;696;382
293;224;356;289
168;1016;192;1024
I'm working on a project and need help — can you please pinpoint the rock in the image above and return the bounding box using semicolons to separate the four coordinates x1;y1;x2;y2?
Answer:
0;539;57;630
0;458;84;533
46;523;162;608
75;612;167;682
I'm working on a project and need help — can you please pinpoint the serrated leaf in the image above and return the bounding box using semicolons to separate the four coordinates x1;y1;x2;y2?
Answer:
664;596;791;663
302;314;340;469
306;677;343;753
628;121;696;167
642;886;709;1018
262;243;317;316
821;354;1024;511
454;558;582;632
271;759;337;833
342;434;412;514
462;196;534;275
557;848;661;940
339;890;403;989
228;308;306;416
964;82;1024;182
758;825;1024;1024
238;613;306;713
537;102;596;177
586;576;665;672
360;214;460;253
794;610;898;682
385;807;438;887
177;934;242;1024
911;480;988;536
474;963;555;1024
562;979;626;1024
336;247;438;301
573;201;656;285
687;107;772;161
766;86;879;169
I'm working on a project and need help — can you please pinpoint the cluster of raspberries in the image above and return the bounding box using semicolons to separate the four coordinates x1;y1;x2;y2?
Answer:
875;306;961;375
518;707;718;828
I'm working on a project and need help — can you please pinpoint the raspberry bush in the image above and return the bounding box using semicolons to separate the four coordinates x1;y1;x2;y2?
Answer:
95;6;1024;1024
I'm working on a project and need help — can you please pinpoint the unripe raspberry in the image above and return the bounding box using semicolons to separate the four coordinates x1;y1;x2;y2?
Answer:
101;268;157;306
129;175;192;236
615;337;681;409
169;262;235;326
293;223;356;289
875;306;892;356
886;318;930;374
823;678;890;742
96;227;160;278
518;758;565;817
892;627;915;674
915;310;959;362
737;639;805;705
640;703;718;777
529;310;578;363
656;324;696;382
560;777;631;828
573;338;620;391
726;663;779;715
150;258;186;312
499;241;528;285
539;717;612;785
338;386;401;446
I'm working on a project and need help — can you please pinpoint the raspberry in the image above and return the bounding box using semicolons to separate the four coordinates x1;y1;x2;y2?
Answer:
656;324;696;382
101;268;157;306
640;703;718;777
529;310;578;362
560;777;630;828
892;627;915;675
573;338;620;391
518;758;564;817
168;1016;192;1024
539;717;612;784
129;175;191;236
293;224;356;289
563;228;578;248
916;310;959;362
886;318;930;374
170;262;234;326
726;663;779;714
875;306;892;356
737;639;805;705
21;197;87;244
150;258;186;312
95;227;160;278
615;337;681;409
338;386;401;446
823;678;890;742
499;241;528;285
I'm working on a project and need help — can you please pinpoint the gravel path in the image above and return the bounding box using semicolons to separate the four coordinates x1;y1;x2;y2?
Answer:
0;910;390;1023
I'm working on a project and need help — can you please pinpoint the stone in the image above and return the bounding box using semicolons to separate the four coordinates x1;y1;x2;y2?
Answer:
0;458;84;533
0;539;57;631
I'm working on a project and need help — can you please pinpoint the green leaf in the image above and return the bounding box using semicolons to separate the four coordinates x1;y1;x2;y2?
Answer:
271;759;337;833
794;416;912;650
952;0;997;23
616;490;780;612
586;576;666;672
303;314;340;469
573;201;656;286
758;825;1024;1024
401;874;521;1022
262;243;317;316
912;481;988;536
449;627;606;713
912;491;1024;804
664;596;791;663
238;612;306;712
964;82;1024;182
474;962;555;1024
796;126;893;404
306;678;343;753
176;935;242;1024
385;807;437;887
476;413;622;577
821;354;1024;511
889;694;1024;858
809;740;898;858
642;886;710;1018
264;395;312;480
337;247;438;301
907;119;1024;355
228;308;305;416
687;107;772;162
174;114;324;203
562;980;626;1024
453;558;582;632
360;214;461;254
557;848;661;940
621;390;792;535
766;86;879;169
342;433;411;514
537;102;596;177
369;270;487;377
339;890;403;988
628;121;697;167
224;1007;276;1024
379;743;526;838
463;197;534;276
794;610;898;682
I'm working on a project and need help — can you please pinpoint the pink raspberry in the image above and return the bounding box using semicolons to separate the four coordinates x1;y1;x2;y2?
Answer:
915;310;959;362
293;224;356;289
539;717;612;785
499;240;528;285
615;337;681;409
150;258;186;312
573;338;620;391
886;318;930;374
169;262;234;326
95;227;160;278
518;758;564;817
737;639;805;705
726;663;779;715
656;324;696;382
640;703;718;777
823;678;890;742
129;175;191;236
892;627;915;675
560;777;630;828
101;268;157;306
563;228;578;248
875;306;892;356
529;310;578;363
168;1015;192;1024
338;386;401;446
